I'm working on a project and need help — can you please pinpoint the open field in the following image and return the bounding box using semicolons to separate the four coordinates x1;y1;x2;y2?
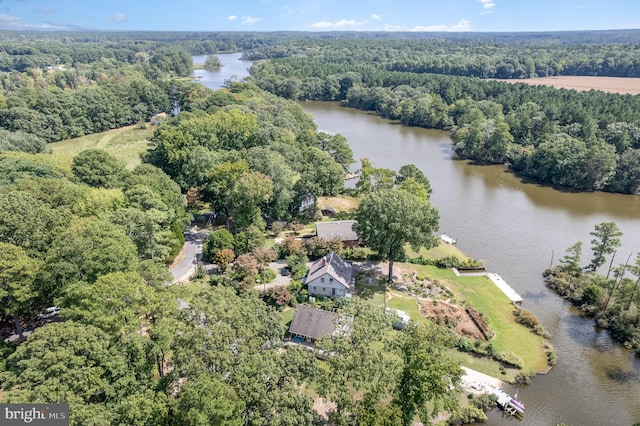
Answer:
48;124;155;170
494;76;640;95
317;195;359;213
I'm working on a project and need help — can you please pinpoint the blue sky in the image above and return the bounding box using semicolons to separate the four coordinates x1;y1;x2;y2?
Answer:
0;0;638;32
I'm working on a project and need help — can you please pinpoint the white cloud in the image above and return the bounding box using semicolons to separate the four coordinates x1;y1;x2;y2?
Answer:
37;6;54;14
383;23;402;31
411;19;471;32
371;14;381;21
311;18;366;29
241;16;262;25
227;15;238;21
479;0;496;9
0;13;29;29
109;13;127;23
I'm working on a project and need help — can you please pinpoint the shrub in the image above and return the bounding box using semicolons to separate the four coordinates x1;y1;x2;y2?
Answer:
264;285;292;308
514;307;540;329
494;352;524;369
473;393;498;411
455;338;474;352
276;236;304;258
514;371;536;385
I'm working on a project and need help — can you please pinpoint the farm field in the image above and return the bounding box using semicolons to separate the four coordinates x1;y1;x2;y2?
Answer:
495;75;640;95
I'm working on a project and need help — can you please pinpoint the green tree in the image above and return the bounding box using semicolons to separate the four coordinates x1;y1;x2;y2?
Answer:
1;322;145;425
176;374;243;426
0;243;40;341
355;188;440;283
560;241;583;276
316;132;354;172
71;148;127;189
0;190;70;258
588;222;623;272
229;171;273;230
394;323;462;426
395;164;432;196
43;218;138;292
316;300;399;424
60;271;157;334
203;228;235;261
203;55;222;72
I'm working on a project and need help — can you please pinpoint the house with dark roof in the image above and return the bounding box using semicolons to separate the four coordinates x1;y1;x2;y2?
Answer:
314;220;360;247
288;305;337;344
305;252;354;298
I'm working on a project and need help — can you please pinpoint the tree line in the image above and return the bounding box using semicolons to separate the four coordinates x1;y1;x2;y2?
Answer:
249;45;640;194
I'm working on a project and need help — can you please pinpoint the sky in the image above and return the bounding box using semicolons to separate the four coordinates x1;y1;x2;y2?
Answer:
0;0;638;33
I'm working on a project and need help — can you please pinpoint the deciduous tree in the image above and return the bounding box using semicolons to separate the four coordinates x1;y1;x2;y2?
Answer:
355;188;439;283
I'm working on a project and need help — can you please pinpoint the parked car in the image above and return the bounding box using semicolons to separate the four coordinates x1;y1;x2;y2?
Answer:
37;306;60;319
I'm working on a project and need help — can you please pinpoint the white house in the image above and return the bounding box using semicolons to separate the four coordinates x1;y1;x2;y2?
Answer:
305;252;354;298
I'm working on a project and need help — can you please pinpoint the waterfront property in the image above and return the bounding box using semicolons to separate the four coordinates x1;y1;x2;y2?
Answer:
305;252;354;298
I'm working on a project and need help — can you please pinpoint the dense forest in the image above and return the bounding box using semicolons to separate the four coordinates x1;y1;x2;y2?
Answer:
2;30;640;193
246;37;640;194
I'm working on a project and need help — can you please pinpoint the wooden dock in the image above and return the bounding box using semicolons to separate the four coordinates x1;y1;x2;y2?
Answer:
487;273;523;305
460;367;525;419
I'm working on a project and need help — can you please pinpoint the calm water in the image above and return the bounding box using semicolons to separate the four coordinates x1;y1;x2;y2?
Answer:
196;56;640;426
192;53;251;89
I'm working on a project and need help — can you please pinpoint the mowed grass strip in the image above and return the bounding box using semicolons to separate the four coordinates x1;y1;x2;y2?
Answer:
49;124;155;170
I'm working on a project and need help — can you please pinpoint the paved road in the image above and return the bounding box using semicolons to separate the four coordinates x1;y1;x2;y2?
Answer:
170;227;208;283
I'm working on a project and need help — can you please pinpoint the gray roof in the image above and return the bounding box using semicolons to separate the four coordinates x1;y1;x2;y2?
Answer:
289;305;337;339
305;252;353;290
315;220;358;242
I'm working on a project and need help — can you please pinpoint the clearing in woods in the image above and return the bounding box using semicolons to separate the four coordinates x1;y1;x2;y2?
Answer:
48;123;155;170
494;75;640;95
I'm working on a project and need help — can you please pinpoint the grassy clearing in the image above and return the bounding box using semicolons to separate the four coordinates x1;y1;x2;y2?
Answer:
406;241;471;261
318;195;359;213
49;124;155;170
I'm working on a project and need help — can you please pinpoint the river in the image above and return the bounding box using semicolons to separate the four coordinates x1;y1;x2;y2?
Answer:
194;54;640;425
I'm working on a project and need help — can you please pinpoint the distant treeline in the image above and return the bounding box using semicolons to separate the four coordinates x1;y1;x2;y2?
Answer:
244;38;640;79
249;43;640;194
5;29;640;76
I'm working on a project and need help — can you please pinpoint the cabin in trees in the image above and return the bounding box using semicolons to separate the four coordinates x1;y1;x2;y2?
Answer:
314;220;360;247
288;305;338;344
305;252;354;298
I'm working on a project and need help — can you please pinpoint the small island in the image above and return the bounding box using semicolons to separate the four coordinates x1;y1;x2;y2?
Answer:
203;54;222;71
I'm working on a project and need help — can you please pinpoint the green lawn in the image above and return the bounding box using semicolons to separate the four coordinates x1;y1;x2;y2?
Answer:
49;124;155;170
407;264;549;373
280;307;295;327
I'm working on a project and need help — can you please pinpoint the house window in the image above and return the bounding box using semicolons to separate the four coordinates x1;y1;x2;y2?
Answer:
332;288;336;296
321;277;325;283
313;286;316;291
329;278;334;283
